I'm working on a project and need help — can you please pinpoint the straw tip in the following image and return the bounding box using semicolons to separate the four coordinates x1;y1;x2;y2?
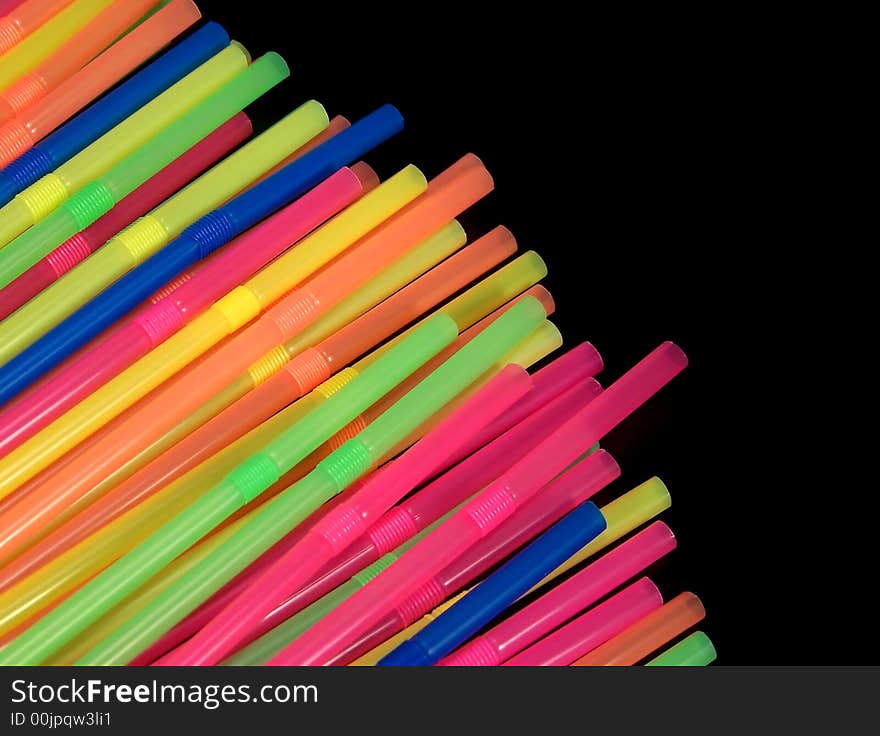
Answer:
660;340;688;369
637;576;664;605
590;447;621;479
229;40;252;64
527;285;555;316
350;162;380;192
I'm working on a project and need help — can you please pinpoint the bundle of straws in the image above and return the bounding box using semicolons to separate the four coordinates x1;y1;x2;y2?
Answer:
0;2;714;667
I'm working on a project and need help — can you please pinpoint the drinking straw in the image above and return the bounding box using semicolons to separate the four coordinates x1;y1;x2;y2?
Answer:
0;51;287;291
0;0;111;91
531;477;673;592
13;218;463;530
0;174;434;558
0;159;483;512
195;374;604;652
319;448;616;666
351;594;466;666
73;225;505;522
0;104;328;382
72;299;545;666
352;479;672;666
0;1;71;55
0;313;463;666
0;38;246;249
645;631;716;666
0;108;401;432
0;291;553;626
0;112;250;320
68;314;558;666
502;579;663;666
268;342;688;665
441;521;677;665
91;244;542;521
0;0;164;126
79;279;551;661
572;592;706;666
166;366;533;665
0;22;228;206
0;0;27;18
0;168;363;455
222;501;467;666
0;1;200;148
378;502;608;665
0;168;363;466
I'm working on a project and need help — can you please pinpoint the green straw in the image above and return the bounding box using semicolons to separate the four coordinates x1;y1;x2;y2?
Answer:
645;631;717;666
0;313;459;666
0;53;289;287
76;296;546;665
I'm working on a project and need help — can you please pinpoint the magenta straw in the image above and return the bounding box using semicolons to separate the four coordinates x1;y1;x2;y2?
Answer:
131;354;603;664
161;366;533;665
267;341;688;665
321;449;621;665
440;521;677;665
502;578;663;666
0;168;364;454
467;342;602;453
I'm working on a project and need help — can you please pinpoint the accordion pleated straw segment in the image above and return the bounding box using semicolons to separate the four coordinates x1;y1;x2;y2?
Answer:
0;4;711;667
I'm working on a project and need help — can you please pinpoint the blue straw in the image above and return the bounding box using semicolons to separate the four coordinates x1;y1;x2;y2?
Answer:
0;23;230;207
0;105;403;403
378;501;607;666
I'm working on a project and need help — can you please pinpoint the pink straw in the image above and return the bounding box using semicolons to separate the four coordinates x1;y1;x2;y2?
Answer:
0;114;252;321
440;521;676;665
133;365;602;664
502;578;663;666
159;365;533;665
320;450;621;665
0;167;366;455
267;341;688;665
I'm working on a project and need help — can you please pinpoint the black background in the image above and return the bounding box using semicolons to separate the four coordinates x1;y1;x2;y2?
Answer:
169;4;861;664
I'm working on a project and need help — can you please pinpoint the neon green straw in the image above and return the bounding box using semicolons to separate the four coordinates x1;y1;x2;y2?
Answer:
0;313;463;665
75;296;546;665
645;632;717;666
0;52;289;288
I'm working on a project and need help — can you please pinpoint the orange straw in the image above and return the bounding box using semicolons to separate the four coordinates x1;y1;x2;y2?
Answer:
0;0;200;162
572;593;706;666
0;157;494;560
0;0;72;55
0;0;163;125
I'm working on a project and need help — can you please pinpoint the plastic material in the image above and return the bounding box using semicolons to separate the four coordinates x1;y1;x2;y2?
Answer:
0;315;459;665
503;579;663;666
268;343;688;665
0;1;71;55
572;592;706;666
378;502;607;665
0;106;401;442
70;300;544;665
0;23;228;207
0;104;328;382
0;0;178;127
645;631;716;666
441;521;676;665
0;0;112;91
165;367;532;665
0;160;486;522
0;38;246;249
318;449;617;666
0;50;286;291
0;112;250;320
